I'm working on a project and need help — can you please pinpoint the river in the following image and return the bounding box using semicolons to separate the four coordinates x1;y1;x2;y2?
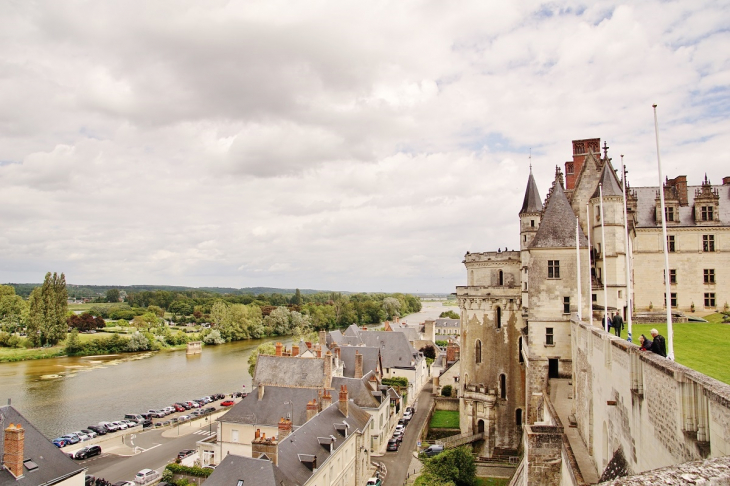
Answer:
0;301;452;439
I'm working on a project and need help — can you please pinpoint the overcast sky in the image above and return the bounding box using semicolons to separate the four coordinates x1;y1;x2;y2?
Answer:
1;1;729;294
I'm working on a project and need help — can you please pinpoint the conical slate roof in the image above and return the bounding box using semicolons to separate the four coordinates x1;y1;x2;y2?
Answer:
519;169;543;215
591;160;623;198
530;178;588;248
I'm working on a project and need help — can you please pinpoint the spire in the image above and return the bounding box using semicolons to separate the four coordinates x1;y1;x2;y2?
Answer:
591;159;623;198
519;167;543;215
531;172;588;249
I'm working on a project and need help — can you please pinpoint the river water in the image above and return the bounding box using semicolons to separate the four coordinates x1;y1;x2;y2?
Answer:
0;301;451;439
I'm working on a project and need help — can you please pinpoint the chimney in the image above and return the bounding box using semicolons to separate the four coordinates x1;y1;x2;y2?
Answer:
723;176;730;186
3;423;24;479
319;331;326;346
306;399;318;421
278;417;292;441
321;389;332;411
275;342;283;357
338;385;349;417
361;326;368;330
566;138;600;190
447;341;460;362
354;351;364;379
292;344;300;356
255;428;261;439
252;433;278;465
306;341;312;349
316;347;322;358
324;351;333;388
258;384;265;401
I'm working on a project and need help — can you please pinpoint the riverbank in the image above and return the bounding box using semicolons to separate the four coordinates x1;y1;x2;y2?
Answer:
0;339;190;363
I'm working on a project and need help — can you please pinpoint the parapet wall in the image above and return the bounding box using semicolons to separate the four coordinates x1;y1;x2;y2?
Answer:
571;317;730;479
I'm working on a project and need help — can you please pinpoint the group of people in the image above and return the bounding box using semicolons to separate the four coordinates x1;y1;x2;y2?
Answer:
601;313;667;358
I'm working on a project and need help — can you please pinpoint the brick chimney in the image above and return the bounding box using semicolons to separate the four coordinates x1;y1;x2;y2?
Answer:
723;176;730;185
306;399;318;421
292;344;300;356
320;389;332;411
446;341;460;362
665;175;689;206
3;423;24;478
333;346;341;360
252;432;278;465
565;138;600;190
338;385;349;417
319;331;326;346
275;342;283;357
324;351;333;388
354;350;363;379
278;417;292;441
305;341;312;349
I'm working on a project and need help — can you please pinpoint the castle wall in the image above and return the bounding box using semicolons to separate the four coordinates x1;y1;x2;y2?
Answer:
572;317;730;478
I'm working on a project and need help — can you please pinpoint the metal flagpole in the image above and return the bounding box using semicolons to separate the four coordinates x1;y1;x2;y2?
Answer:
620;155;633;342
586;204;593;326
576;217;582;321
600;183;609;332
653;104;675;360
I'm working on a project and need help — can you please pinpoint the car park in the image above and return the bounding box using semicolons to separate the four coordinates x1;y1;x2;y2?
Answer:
422;444;444;457
386;439;399;451
134;469;161;485
221;400;234;407
70;445;102;460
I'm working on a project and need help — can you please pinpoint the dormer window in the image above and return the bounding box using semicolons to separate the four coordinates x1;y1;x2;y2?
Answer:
665;206;675;222
701;206;714;221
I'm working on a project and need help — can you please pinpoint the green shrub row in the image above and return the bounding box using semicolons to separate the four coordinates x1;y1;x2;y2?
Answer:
165;463;213;477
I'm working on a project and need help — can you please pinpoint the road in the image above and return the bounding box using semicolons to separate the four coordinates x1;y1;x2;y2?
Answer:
380;383;434;486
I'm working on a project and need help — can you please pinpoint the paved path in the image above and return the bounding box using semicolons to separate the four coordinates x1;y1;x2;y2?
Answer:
550;378;599;484
378;383;434;486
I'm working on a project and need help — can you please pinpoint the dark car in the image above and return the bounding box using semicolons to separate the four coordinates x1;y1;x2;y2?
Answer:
87;425;107;435
176;402;191;410
85;475;95;486
72;445;102;460
142;420;153;428
387;439;399;451
204;407;215;414
177;449;195;460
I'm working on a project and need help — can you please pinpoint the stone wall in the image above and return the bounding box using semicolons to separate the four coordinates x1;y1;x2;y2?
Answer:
434;397;460;411
572;317;730;479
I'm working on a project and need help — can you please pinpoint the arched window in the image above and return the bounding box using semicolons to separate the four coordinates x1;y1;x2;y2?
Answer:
516;408;523;427
475;340;482;364
498;270;504;286
518;337;524;363
496;306;502;329
500;374;506;399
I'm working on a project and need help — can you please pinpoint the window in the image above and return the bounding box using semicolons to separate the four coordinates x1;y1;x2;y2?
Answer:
516;409;523;427
705;293;716;307
531;219;535;227
592;294;597;302
701;206;714;221
664;293;677;307
667;235;675;252
546;328;554;345
498;270;504;286
618;290;622;298
475;340;482;364
703;235;715;252
231;429;239;442
518;337;524;363
500;374;506;399
548;260;560;279
567;163;574;174
563;297;570;314
524;235;527;242
496;307;502;328
668;269;677;284
665;206;675;222
704;269;715;284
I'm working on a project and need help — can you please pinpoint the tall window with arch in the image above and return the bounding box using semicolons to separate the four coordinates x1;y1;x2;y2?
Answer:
518;336;524;363
500;374;507;399
475;340;482;364
498;270;504;286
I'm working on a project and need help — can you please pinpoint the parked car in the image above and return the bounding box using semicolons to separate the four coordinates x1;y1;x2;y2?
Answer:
52;438;70;448
177;450;195;460
220;400;234;407
72;431;92;441
142;420;153;429
190;410;201;417
187;401;200;409
112;421;127;430
147;410;165;418
124;414;144;423
140;413;153;421
134;469;161;485
176;402;191;410
80;429;98;439
173;404;186;412
392;432;403;443
403;410;413;421
99;421;119;432
85;475;96;486
178;415;190;422
71;445;102;460
422;445;444;457
60;434;80;445
163;406;175;415
394;424;405;434
87;425;107;435
203;407;215;414
366;478;382;486
386;439;399;451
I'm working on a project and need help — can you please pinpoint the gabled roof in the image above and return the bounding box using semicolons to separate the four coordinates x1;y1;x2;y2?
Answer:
530;178;588;249
254;355;327;388
204;454;294;486
520;169;543;214
339;346;380;379
358;331;418;369
0;406;85;486
591;160;623;198
219;386;320;426
331;376;381;408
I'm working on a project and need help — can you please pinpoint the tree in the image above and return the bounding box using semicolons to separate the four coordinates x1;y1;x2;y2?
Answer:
441;385;453;397
65;329;83;355
27;272;68;346
203;329;225;345
147;305;165;318
126;332;151;351
291;288;303;306
382;297;401;319
439;310;460;319
106;288;121;303
247;342;276;376
0;286;27;332
420;344;437;360
418;447;475;486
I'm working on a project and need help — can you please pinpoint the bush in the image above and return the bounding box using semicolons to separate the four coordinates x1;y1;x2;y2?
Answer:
203;330;225;345
441;385;453;397
126;332;150;352
165;464;213;478
439;310;460;319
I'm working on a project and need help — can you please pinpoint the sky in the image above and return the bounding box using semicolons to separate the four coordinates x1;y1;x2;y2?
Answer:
1;1;729;294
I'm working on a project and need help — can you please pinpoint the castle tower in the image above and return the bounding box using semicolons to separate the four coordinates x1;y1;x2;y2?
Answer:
520;167;543;307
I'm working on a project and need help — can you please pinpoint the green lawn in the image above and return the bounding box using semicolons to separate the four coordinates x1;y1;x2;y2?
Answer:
0;346;65;362
630;315;730;385
430;410;460;429
476;478;509;486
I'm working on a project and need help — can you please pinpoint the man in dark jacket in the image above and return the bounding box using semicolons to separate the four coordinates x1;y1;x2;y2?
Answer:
612;312;624;338
650;329;667;357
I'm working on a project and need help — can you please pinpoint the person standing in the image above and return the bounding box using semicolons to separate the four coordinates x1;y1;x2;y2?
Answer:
603;314;612;332
612;312;624;338
650;329;667;357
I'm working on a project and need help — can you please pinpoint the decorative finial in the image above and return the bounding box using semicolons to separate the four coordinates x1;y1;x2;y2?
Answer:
603;141;609;159
529;148;532;172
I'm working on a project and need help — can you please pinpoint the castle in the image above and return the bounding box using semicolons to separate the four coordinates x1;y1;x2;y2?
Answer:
456;138;730;483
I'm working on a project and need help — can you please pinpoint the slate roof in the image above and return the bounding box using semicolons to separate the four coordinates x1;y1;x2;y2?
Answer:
339;346;380;379
633;183;730;228
434;318;460;328
204;454;294;486
591;160;623;198
520;169;543;214
0;406;85;486
328;329;361;347
254;355;327;389
357;331;418;369
330;376;382;409
276;402;371;485
219;386;321;427
391;325;419;342
530;179;589;249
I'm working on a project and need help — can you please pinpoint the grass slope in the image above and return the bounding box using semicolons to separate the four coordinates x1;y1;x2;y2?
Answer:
430;410;460;429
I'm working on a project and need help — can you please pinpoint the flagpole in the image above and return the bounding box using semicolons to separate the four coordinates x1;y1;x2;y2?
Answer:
620;155;633;342
576;217;582;320
586;204;593;325
600;183;609;332
653;104;675;360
